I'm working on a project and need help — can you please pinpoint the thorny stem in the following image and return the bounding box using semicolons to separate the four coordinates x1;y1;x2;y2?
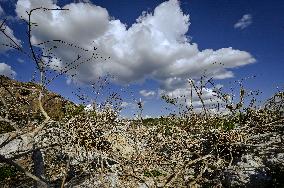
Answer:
188;79;208;118
27;7;68;72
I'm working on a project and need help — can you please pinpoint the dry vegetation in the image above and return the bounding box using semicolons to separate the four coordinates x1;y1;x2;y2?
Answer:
0;75;283;188
0;7;283;188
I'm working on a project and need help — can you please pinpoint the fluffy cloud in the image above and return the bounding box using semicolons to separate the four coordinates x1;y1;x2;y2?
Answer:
0;5;4;16
0;21;21;53
0;4;21;52
234;14;252;30
140;90;156;98
161;85;220;106
159;81;230;113
15;0;255;102
17;58;24;63
0;63;16;78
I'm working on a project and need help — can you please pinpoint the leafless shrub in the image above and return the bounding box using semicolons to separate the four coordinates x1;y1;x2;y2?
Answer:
0;7;283;188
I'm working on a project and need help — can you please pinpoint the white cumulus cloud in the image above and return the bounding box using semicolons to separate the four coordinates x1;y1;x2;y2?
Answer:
0;62;16;78
15;0;255;101
140;90;156;97
234;14;252;30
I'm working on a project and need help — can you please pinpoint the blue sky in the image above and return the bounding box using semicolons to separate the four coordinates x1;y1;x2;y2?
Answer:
0;0;283;118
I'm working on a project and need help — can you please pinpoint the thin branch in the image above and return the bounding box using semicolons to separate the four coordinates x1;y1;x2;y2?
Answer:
188;79;208;118
60;156;70;188
0;19;22;50
27;7;68;70
163;154;213;187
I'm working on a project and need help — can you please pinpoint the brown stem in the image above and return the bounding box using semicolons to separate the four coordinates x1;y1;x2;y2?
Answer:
60;156;71;188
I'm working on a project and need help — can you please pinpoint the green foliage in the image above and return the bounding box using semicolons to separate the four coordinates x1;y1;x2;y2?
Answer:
0;165;17;181
0;122;15;134
144;169;165;177
221;120;235;131
141;118;160;126
64;103;85;116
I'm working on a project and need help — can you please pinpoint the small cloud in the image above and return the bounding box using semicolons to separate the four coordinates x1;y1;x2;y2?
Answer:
0;5;4;16
84;104;93;111
234;14;252;29
0;62;16;78
120;101;138;110
121;101;129;107
139;90;156;98
144;115;152;119
17;58;24;63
